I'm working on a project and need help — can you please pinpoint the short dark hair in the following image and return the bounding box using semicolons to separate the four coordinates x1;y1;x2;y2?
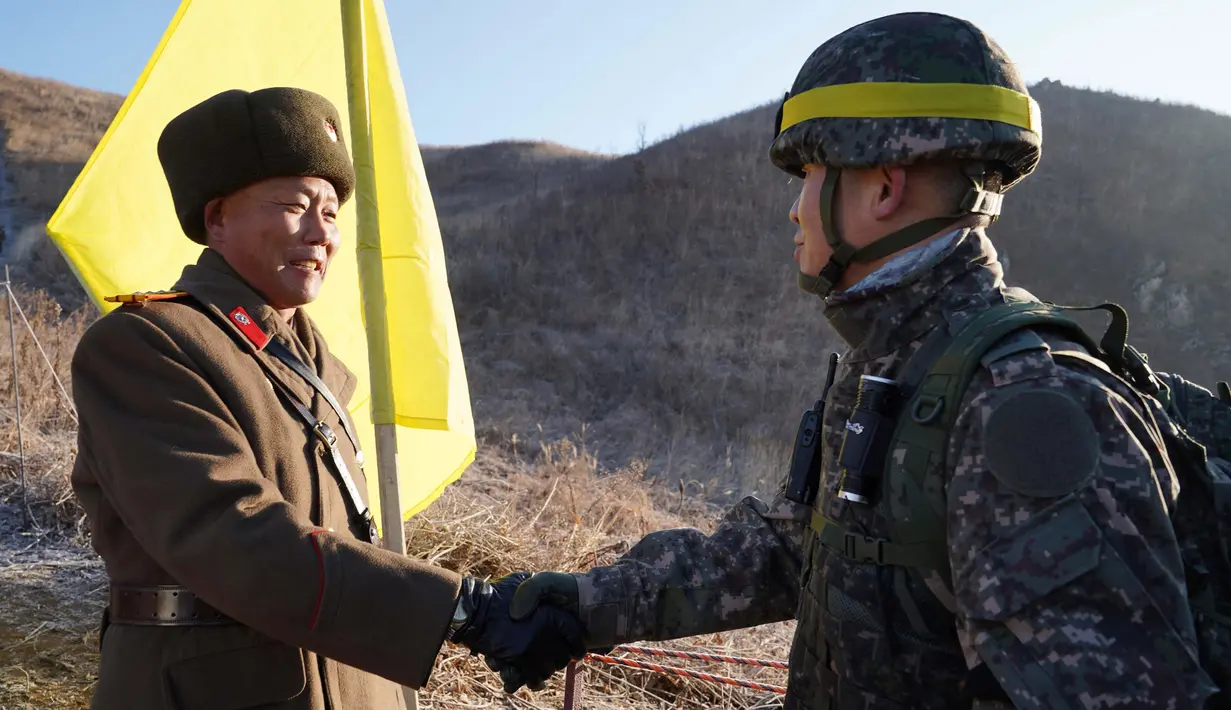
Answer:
912;160;1006;223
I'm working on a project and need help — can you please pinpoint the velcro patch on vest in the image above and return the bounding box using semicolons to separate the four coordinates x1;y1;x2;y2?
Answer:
983;388;1099;498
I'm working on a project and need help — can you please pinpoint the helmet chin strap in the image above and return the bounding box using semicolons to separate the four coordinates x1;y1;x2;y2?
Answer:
797;162;1003;298
798;167;852;297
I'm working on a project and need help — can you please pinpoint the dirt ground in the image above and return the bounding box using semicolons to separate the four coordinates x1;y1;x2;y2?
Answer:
0;450;794;709
0;501;104;710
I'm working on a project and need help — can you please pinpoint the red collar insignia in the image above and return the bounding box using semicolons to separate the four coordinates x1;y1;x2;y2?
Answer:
229;306;269;349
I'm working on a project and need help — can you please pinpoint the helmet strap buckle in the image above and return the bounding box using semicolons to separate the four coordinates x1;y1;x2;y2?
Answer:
959;162;1004;222
960;188;1003;220
799;258;846;298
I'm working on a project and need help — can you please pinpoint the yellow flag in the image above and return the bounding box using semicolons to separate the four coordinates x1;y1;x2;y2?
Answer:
45;0;475;527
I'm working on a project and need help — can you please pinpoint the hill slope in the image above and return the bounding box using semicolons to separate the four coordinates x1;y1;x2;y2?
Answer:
3;69;1231;497
2;63;1231;710
0;68;121;226
422;140;613;214
0;69;122;305
427;80;1231;492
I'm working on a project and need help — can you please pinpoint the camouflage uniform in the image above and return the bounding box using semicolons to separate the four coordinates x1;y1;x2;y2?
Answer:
577;227;1217;708
560;12;1220;709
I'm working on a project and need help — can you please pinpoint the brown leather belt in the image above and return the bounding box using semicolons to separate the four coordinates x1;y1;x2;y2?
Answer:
108;584;237;627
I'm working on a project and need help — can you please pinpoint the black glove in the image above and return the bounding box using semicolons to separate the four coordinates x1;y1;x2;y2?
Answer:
510;571;611;653
449;573;585;693
496;572;616;692
509;571;581;619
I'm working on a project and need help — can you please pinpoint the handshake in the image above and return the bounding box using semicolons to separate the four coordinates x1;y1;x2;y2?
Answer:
446;570;594;693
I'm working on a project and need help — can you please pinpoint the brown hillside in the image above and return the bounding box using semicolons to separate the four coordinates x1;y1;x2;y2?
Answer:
2;67;1231;499
0;69;122;307
1;65;1230;710
433;105;810;493
0;69;122;236
428;80;1231;494
422;140;612;215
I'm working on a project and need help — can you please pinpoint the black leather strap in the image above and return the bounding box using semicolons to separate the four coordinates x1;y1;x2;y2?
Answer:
261;362;379;545
189;299;379;545
108;584;235;627
265;338;364;464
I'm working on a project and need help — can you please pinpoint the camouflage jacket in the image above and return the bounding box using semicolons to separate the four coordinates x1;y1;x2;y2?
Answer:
574;228;1218;709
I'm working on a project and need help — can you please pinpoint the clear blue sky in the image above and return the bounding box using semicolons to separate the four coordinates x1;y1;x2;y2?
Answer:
0;0;1225;155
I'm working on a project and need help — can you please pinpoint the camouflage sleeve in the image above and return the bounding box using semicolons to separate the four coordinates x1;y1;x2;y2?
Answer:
945;357;1218;709
1156;371;1231;459
573;492;810;648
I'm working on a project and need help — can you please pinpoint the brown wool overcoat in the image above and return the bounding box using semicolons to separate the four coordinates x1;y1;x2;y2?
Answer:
70;248;462;709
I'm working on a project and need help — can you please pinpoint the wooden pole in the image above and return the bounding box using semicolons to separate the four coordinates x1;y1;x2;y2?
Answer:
563;661;583;710
340;2;414;707
376;425;404;553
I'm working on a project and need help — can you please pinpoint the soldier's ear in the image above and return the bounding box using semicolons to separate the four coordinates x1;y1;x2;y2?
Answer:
870;165;907;221
203;197;227;247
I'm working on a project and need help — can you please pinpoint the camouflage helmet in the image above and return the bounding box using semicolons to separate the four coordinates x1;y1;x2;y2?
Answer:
770;13;1042;297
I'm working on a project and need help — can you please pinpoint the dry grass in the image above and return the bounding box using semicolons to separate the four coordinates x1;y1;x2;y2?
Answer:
0;286;791;709
406;437;793;710
3;65;1231;708
0;428;793;710
0;555;104;710
0;285;100;710
0;285;89;536
0;69;120;166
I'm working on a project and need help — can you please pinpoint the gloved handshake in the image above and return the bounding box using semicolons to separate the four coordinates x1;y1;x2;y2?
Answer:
447;571;594;693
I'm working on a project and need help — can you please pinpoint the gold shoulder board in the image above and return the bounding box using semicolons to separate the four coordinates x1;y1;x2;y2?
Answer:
104;290;189;307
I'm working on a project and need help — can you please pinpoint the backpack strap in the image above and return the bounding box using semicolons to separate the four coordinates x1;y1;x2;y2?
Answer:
886;302;1104;546
811;301;1104;572
809;322;956;568
810;298;1128;642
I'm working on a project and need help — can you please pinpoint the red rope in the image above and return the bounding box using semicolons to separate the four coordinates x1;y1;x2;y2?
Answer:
584;652;787;695
609;644;789;669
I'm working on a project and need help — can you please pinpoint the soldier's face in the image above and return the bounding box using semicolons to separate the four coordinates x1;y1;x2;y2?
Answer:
205;176;341;313
789;164;907;290
790;164;837;277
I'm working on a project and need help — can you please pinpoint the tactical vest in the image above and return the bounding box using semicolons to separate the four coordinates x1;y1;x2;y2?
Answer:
791;297;1231;709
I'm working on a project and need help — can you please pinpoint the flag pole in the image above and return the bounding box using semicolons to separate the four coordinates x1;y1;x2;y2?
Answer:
339;0;404;561
341;1;416;707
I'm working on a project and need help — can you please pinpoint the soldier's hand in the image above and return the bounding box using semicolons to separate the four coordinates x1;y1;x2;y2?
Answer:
509;572;613;654
509;571;580;619
449;573;585;693
484;655;549;694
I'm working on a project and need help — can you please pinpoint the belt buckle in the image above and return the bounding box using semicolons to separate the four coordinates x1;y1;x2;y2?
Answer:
842;532;885;564
360;512;380;545
314;421;338;447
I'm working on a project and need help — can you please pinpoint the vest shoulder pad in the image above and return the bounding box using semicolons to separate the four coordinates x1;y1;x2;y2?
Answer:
978;328;1050;370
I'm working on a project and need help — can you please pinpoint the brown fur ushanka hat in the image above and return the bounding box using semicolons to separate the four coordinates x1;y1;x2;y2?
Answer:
157;87;356;244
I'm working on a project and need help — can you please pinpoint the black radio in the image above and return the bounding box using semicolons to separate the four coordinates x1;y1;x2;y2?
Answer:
785;352;839;505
